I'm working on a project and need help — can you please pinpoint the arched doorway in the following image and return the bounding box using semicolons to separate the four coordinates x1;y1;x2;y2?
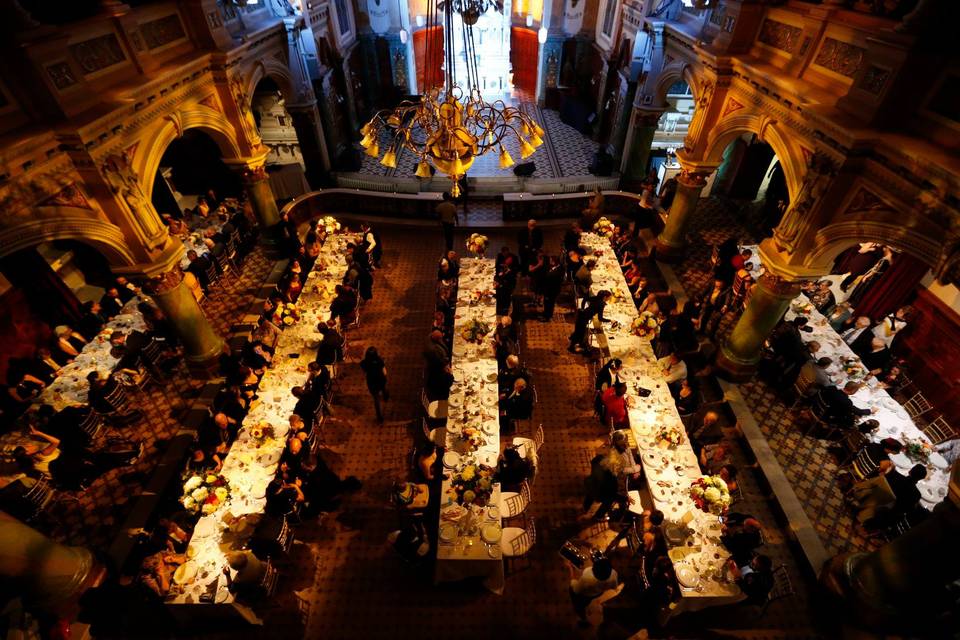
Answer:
711;135;790;237
650;79;695;185
151;130;242;219
250;77;311;201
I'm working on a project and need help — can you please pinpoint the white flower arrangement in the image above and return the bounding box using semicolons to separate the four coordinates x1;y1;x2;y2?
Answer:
689;475;732;515
467;233;489;256
181;473;231;516
322;216;342;234
593;217;615;237
631;311;661;339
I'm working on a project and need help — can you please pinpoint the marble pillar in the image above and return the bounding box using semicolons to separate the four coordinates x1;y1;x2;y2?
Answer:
0;511;96;612
621;108;662;185
715;272;801;380
240;164;281;229
288;101;331;189
821;463;960;635
655;169;709;262
145;266;223;371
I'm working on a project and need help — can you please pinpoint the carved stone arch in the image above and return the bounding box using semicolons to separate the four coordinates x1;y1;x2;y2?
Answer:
135;108;244;200
0;215;138;267
700;112;808;204
244;58;299;105
805;216;943;274
652;60;690;108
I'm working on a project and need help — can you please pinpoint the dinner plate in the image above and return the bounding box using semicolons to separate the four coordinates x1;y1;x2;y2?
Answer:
486;506;500;520
480;524;502;544
487;544;502;558
439;523;458;543
485;371;498;383
215;588;230;604
929;452;949;470
919;484;940;503
482;395;498;407
641;451;665;469
173;561;198;585
443;451;461;469
675;563;700;589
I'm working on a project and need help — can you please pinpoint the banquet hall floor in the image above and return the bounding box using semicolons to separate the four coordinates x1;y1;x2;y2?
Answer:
189;225;825;640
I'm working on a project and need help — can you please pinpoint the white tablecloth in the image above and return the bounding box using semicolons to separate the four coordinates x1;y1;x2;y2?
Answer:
582;233;742;610
38;298;149;412
434;257;506;595
169;232;357;608
743;246;951;509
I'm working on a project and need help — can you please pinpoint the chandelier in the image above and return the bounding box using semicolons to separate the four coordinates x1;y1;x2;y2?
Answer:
359;0;543;196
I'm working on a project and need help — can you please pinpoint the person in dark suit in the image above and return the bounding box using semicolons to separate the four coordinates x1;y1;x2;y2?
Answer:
100;287;126;318
812;381;872;430
422;330;449;373
540;256;565;321
721;515;764;567
568;291;611;353
517;219;544;273
860;337;891;375
563;223;584;254
186;250;213;291
77;301;106;339
695;279;733;340
315;321;345;365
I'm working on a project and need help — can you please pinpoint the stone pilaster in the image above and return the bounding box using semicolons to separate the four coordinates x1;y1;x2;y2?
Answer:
144;265;223;371
287;101;331;188
620;107;664;185
715;271;801;380
655;167;712;261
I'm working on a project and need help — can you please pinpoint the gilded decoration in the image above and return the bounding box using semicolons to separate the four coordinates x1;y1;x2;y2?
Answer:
757;19;801;54
37;183;93;210
46;63;78;90
0;173;76;221
69;34;127;75
846;188;893;216
101;153;163;242
721;97;744;119
773;151;836;251
757;271;802;297
860;66;890;95
144;265;185;296
814;38;865;78
141;14;187;50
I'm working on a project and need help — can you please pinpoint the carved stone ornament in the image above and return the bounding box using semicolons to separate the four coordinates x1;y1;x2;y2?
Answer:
100;153;163;241
773;151;836;249
814;38;865;79
231;78;260;142
757;271;802;297
241;164;269;183
757;19;801;54
721;97;745;119
678;169;709;188
144;265;185;296
37;183;93;210
935;233;960;287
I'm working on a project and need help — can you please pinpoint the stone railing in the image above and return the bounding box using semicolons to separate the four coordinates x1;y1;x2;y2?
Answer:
281;188;444;224
503;190;657;226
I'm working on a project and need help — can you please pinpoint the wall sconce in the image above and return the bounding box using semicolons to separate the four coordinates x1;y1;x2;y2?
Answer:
538;26;547;43
526;14;533;27
416;14;425;26
399;28;408;43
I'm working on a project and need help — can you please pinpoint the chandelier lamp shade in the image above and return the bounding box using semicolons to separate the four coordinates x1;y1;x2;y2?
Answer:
359;0;543;196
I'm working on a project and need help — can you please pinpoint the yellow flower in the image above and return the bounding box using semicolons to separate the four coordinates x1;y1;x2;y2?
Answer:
460;465;476;481
462;490;476;503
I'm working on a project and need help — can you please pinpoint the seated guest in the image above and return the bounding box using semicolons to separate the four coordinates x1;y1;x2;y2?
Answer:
611;430;641;483
796;357;833;398
100;286;126;318
415;442;439;483
841;316;873;348
863;464;927;531
827;302;852;332
875;360;907;393
493;316;518;365
812;381;872;430
223;550;267;600
212;385;248;423
859;337;891;375
185;250;213;291
265;469;306;518
657;353;687;386
139;550;186;597
305;362;331;402
847;437;904;484
501;378;534;427
87;371;140;421
595;358;623;394
809;280;836;313
242;340;272;373
872;305;912;348
424;365;454;401
329;285;358;325
437;256;458;281
568;557;618;625
499;355;531;394
721;515;764;567
700;441;734;476
28;348;64;384
495;447;534;490
673;378;699;417
601;383;630;429
251;316;281;351
730;554;775;604
422;330;450;373
315;320;345;365
77;301;106;339
292;385;323;424
688;410;722;457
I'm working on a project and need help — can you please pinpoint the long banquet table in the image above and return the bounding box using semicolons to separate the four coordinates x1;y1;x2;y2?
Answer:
742;247;951;509
166;230;356;618
434;257;506;595
581;232;742;616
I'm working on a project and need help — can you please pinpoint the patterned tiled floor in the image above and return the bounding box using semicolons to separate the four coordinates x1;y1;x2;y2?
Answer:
180;225;822;639
23;247;275;551
357;106;598;179
667;197;878;556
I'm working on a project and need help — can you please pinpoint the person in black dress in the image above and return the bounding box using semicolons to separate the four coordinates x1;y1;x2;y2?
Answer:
568;291;611;353
359;346;389;423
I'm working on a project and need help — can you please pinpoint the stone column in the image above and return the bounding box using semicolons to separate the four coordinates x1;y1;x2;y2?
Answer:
655;168;711;261
620;107;663;185
145;266;223;372
0;511;96;612
715;271;801;380
821;463;960;634
226;154;281;230
287;101;331;188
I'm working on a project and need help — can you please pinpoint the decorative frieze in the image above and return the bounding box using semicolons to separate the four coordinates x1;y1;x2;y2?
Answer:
859;66;890;95
814;38;865;78
46;63;78;90
69;34;127;75
141;14;187;50
757;19;801;54
37;183;93;210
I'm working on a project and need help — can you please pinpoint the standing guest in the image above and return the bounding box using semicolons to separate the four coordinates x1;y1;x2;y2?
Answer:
657;352;688;386
810;280;836;314
658;175;678;211
563;222;584;254
540;256;565;322
360;223;382;269
517;219;544;272
839;243;883;291
568;557;618;626
695;279;732;340
78;301;106;339
580;187;604;229
527;249;546;299
601;383;631;429
359;347;389;423
872;306;912;347
100;287;126;318
568;291;611;353
575;259;597;293
437;192;458;251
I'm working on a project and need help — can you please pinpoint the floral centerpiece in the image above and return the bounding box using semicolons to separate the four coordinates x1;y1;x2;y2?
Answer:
460;318;491;344
322;215;342;234
248;422;276;446
903;439;932;464
689;475;732;515
791;299;814;316
457;426;487;451
631;311;661;339
841;357;865;380
181;473;231;515
655;424;684;449
447;461;495;506
274;301;301;327
593;217;615;238
471;289;495;304
467;233;489;256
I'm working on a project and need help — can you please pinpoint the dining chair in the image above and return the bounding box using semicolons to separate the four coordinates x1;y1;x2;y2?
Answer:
922;415;957;446
513;423;544;459
500;481;531;521
903;391;934;420
757;565;795;618
183;271;205;304
421;418;446;447
500;517;536;572
259;559;280;598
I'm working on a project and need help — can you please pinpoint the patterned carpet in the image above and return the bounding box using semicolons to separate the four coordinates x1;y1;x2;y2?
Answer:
356;106;599;180
667;197;878;556
25;247;275;551
183;226;821;640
